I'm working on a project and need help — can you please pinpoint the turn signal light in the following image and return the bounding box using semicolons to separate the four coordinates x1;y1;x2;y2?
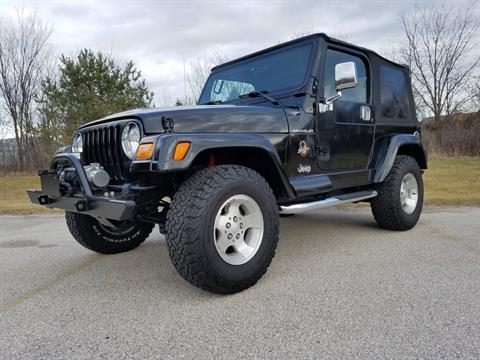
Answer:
136;143;155;159
173;142;191;160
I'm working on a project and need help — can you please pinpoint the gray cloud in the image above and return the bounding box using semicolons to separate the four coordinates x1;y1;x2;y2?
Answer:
3;0;477;106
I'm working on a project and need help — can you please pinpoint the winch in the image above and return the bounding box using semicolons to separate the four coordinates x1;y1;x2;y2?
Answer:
60;163;110;190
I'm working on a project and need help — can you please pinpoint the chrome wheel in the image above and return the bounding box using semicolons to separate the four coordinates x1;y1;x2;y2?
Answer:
213;194;264;266
400;173;418;215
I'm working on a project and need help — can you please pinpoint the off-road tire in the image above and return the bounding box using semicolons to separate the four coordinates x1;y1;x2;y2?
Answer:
165;165;279;294
65;212;154;254
371;155;423;230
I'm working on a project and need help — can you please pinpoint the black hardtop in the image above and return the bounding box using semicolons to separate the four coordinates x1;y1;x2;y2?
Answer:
212;33;409;73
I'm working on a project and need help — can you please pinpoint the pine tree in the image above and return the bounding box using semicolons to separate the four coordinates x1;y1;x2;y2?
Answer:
38;49;154;141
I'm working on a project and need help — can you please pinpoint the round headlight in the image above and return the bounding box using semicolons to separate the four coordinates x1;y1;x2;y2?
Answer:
72;133;83;153
121;122;141;159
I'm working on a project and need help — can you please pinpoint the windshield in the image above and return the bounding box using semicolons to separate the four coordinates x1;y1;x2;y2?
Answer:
198;42;313;104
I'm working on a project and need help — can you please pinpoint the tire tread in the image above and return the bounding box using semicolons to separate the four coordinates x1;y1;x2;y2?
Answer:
65;212;154;254
165;165;279;294
371;155;423;231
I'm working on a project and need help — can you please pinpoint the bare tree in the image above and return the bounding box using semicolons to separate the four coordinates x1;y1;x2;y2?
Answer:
0;112;8;137
472;74;480;111
0;9;52;170
186;49;229;103
399;2;480;122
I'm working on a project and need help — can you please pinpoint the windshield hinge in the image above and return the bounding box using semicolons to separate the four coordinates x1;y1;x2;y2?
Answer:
161;117;174;133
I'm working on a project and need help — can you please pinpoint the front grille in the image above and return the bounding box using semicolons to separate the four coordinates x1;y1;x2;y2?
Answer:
81;123;127;181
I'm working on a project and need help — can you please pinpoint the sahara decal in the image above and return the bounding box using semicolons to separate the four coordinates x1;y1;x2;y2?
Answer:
297;140;311;158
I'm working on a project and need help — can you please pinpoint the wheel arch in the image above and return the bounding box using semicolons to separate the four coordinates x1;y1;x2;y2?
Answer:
190;146;295;202
136;133;295;202
372;134;428;183
397;143;427;169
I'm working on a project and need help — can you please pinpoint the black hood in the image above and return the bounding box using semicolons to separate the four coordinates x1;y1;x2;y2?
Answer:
79;105;289;134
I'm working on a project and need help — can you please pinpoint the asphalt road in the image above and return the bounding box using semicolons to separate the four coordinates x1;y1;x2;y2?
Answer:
0;206;479;359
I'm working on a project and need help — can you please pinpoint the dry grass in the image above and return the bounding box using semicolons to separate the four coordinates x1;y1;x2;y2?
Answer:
423;157;480;205
421;112;480;158
0;174;62;215
0;157;479;215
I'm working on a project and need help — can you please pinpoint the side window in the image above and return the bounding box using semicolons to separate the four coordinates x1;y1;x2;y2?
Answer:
324;49;368;103
380;66;410;119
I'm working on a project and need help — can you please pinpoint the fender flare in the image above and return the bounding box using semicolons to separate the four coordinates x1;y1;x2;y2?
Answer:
372;134;428;183
132;133;296;199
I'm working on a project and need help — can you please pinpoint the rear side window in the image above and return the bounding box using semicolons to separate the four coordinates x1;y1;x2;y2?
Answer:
380;66;410;119
324;49;368;103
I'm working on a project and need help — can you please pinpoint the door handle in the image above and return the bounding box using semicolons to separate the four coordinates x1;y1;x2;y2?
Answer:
360;105;372;121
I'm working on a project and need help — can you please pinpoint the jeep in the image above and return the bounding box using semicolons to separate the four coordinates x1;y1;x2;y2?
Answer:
28;34;427;294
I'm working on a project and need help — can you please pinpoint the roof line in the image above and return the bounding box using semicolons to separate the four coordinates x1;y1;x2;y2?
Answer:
212;33;408;71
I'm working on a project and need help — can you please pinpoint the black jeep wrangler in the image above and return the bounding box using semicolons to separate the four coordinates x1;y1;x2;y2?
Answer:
28;34;427;294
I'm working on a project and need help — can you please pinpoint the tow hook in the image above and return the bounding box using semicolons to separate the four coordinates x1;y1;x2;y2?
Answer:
38;195;55;205
74;199;90;212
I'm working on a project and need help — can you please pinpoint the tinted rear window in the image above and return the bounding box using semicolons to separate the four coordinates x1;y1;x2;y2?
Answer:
380;66;410;119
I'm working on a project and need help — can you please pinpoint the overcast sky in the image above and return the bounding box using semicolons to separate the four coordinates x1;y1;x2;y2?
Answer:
1;0;478;107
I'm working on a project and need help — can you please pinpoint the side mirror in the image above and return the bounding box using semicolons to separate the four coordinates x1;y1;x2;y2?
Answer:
335;62;358;91
318;61;359;113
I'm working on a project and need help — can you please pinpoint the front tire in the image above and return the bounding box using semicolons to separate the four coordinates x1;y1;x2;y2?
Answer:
166;165;279;294
371;155;424;230
65;212;154;254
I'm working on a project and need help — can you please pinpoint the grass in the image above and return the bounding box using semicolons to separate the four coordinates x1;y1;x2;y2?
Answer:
0;174;62;215
1;157;479;215
423;157;480;205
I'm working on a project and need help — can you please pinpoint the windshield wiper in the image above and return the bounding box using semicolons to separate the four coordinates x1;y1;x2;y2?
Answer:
205;100;224;105
238;90;280;105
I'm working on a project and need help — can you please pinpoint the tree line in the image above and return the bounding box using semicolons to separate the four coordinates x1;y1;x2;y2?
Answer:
395;1;480;157
1;3;479;173
0;10;155;172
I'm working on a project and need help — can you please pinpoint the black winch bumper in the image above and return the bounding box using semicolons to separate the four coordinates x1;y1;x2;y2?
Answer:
27;153;137;221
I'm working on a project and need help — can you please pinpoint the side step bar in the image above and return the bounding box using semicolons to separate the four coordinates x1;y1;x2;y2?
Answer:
280;190;378;214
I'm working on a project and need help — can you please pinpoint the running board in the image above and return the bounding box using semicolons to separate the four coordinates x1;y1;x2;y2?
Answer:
280;190;378;214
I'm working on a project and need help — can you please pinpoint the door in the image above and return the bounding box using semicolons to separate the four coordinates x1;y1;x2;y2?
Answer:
316;48;375;173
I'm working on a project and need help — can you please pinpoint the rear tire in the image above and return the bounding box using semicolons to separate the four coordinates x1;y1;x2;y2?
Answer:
166;165;279;294
65;212;154;254
371;155;423;230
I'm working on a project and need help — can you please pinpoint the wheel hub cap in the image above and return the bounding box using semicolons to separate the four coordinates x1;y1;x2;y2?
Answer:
214;194;264;265
400;173;419;215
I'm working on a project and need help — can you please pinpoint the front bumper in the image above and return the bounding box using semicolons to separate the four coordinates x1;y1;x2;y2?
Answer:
27;153;137;221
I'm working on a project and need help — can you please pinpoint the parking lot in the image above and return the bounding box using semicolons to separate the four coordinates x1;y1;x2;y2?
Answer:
1;206;479;359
